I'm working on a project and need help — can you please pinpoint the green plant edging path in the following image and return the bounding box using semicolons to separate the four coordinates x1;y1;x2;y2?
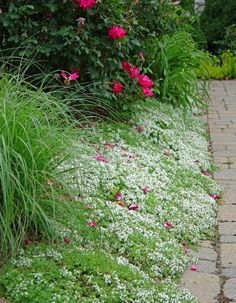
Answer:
182;80;236;302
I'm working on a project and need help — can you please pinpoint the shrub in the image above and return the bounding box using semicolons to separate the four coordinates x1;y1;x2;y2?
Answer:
144;31;207;107
200;0;236;53
0;73;77;258
0;0;177;86
196;51;236;79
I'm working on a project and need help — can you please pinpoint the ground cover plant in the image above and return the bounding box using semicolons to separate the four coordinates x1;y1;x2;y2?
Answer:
0;98;221;302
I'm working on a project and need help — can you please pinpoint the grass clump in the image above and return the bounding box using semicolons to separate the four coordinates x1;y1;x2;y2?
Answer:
0;74;76;259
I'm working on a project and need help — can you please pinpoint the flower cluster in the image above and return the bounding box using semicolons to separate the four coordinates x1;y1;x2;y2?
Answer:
114;60;154;97
108;26;126;40
60;70;79;84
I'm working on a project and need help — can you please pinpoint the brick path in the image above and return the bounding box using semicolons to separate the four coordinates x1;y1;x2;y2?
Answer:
182;80;236;302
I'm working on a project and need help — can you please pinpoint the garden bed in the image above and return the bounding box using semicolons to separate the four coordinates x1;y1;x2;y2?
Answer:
0;100;220;303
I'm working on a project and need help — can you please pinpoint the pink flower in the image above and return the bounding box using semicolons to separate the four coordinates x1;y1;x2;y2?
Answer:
122;61;132;73
201;169;212;177
68;72;79;81
143;186;150;194
115;192;123;201
108;26;126;40
112;80;123;94
77;0;96;10
95;154;108;163
129;204;139;211
164;221;173;229
139;52;145;61
63;237;71;244
60;70;79;81
137;74;153;88
128;66;140;79
209;193;220;200
60;70;68;80
141;87;154;97
134;125;143;133
87;220;97;227
190;264;197;271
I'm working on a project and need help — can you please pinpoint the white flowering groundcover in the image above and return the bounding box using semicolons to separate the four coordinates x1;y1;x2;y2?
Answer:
0;101;221;303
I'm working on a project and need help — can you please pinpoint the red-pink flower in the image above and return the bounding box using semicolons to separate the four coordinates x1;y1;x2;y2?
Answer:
60;70;79;81
164;221;173;229
209;193;220;200
137;74;153;88
112;80;123;94
190;264;197;271
143;186;150;194
108;26;126;40
141;87;154;97
95;154;108;163
68;72;79;81
87;220;97;227
115;192;123;201
122;61;132;73
128;66;140;79
77;0;96;10
129;204;139;211
134;125;143;133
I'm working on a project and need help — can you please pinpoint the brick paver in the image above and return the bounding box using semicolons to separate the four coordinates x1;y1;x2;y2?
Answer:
182;81;236;302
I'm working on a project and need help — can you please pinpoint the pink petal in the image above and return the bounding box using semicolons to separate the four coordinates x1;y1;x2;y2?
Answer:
87;221;97;227
190;264;197;271
164;221;173;229
143;186;150;194
115;192;123;201
129;204;139;211
95;154;108;163
60;70;68;80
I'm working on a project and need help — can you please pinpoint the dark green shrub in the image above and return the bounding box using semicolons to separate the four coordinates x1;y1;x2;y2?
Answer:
0;0;177;85
200;0;236;53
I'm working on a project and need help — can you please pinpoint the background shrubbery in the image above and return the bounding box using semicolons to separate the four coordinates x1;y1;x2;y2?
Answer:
200;0;236;53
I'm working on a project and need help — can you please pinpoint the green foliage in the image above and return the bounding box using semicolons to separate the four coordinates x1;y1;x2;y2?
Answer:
0;245;196;303
196;52;236;79
145;31;207;107
0;0;177;85
221;24;236;53
200;0;236;53
0;73;77;258
180;0;195;14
